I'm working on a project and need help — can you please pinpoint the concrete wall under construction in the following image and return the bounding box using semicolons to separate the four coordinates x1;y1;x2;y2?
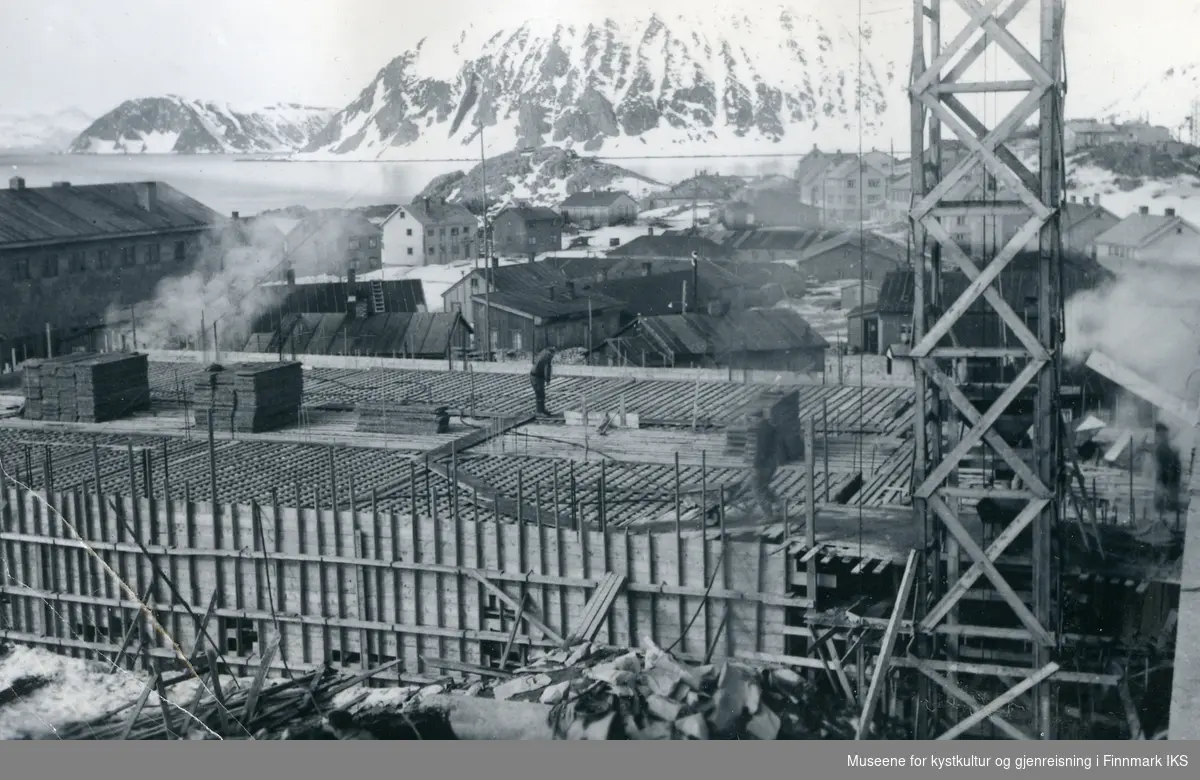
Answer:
0;484;798;681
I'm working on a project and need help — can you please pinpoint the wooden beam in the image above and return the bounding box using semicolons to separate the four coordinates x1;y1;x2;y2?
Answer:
855;549;918;739
935;80;1037;93
912;660;1033;740
937;662;1059;740
465;569;565;646
1085;351;1200;426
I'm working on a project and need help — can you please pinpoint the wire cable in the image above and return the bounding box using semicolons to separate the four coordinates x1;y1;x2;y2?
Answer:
856;0;866;560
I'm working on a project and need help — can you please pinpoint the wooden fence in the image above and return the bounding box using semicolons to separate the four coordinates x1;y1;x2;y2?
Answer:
0;478;803;682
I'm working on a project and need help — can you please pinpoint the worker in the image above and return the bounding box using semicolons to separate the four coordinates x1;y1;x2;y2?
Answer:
530;345;556;416
1152;422;1182;527
749;409;781;520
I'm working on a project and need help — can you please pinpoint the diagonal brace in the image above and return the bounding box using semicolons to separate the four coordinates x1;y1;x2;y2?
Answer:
937;662;1060;740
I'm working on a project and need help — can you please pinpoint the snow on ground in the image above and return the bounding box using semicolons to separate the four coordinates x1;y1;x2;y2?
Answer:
1069;162;1200;224
777;279;856;345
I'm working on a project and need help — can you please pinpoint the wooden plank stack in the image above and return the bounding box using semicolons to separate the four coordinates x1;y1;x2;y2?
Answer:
355;401;451;434
193;361;303;433
723;388;803;463
21;353;150;422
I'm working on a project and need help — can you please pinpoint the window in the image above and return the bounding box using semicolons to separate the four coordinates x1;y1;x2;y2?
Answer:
120;247;135;267
406;247;414;256
147;244;160;264
368;237;378;249
529;237;537;245
511;330;523;351
399;211;406;218
451;227;459;236
406;228;413;236
427;246;435;255
470;277;479;290
427;228;435;236
439;227;446;236
866;195;881;204
42;254;59;277
900;324;913;344
867;178;881;188
69;252;86;274
12;258;30;280
846;180;856;189
955;216;966;226
98;250;112;270
349;238;361;250
174;241;186;261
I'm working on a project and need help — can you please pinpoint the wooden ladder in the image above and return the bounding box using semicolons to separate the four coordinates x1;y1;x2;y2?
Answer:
370;279;386;313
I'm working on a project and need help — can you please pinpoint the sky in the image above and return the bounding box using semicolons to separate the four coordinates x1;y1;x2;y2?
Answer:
0;0;1195;119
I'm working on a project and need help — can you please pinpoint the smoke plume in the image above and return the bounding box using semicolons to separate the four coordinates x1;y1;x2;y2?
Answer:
1064;266;1200;427
117;212;364;352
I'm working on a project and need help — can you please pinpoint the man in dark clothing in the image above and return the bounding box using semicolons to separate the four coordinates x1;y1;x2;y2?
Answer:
1153;423;1183;524
749;410;781;520
530;346;556;416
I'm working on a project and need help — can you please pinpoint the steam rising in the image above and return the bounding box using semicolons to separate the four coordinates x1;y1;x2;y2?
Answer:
1064;268;1200;402
118;213;364;352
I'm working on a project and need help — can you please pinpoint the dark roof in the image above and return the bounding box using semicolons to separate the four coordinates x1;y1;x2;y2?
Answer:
601;308;827;357
718;228;841;253
398;197;476;226
473;288;625;319
247;311;467;357
713;308;829;353
443;261;567;299
258;280;426;322
578;270;721;317
497;205;562;223
0;180;222;247
799;231;908;263
560;191;633;208
605;234;732;260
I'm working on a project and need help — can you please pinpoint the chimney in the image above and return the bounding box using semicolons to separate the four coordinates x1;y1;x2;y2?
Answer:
231;210;240;219
138;182;158;212
1070;195;1077;203
647;227;655;236
1139;205;1149;215
1083;196;1091;206
8;176;25;190
286;268;296;287
1166;207;1177;217
347;268;357;286
1094;194;1101;205
51;181;70;188
642;261;653;277
565;281;576;299
548;285;556;300
490;256;499;270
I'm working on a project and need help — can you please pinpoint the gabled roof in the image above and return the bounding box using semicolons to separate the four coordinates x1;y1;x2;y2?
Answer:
472;288;624;319
0;180;222;247
560;190;633;208
798;231;908;264
385;197;476;227
824;157;890;182
1092;212;1198;249
713;308;830;353
497;205;562;223
577;270;721;318
1060;202;1121;245
794;151;856;188
602;313;719;357
285;211;381;245
605;234;732;259
442;261;567;299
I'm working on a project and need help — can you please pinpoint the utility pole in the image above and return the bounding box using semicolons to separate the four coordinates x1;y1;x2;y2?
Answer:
480;116;492;362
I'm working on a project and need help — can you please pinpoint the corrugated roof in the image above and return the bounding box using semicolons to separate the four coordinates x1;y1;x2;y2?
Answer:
264;280;426;319
560;191;631;208
606;234;732;259
1092;212;1191;248
0;180;222;247
474;288;625;319
247;311;467;357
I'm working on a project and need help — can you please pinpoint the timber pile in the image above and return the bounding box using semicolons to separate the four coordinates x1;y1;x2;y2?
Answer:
21;353;150;422
193;362;303;433
724;388;803;463
355;402;451;435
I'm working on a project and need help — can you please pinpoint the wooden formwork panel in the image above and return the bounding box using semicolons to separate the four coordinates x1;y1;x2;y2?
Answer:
0;485;800;681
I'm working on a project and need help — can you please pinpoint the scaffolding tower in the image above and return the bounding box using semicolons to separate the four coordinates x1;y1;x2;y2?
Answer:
908;0;1066;740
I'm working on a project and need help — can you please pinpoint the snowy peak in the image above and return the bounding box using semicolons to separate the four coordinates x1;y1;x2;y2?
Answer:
0;108;93;152
68;96;335;154
302;8;899;160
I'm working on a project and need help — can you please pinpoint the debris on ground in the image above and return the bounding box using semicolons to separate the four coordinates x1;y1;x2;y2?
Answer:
1;638;907;740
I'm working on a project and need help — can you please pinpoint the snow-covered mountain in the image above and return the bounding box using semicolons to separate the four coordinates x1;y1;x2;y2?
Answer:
300;10;900;161
68;96;334;154
0;108;93;152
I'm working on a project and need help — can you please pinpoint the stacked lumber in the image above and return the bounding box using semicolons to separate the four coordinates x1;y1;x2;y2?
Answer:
355;401;451;435
192;361;303;433
724;388;803;463
21;353;150;422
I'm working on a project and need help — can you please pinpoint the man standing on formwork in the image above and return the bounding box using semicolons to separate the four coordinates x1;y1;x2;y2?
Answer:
530;345;556;416
748;408;782;520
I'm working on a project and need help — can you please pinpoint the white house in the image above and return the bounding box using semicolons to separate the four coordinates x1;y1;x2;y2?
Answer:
381;196;479;267
1092;206;1200;274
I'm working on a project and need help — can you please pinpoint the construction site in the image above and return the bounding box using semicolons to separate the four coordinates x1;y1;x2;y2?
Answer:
0;0;1198;741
